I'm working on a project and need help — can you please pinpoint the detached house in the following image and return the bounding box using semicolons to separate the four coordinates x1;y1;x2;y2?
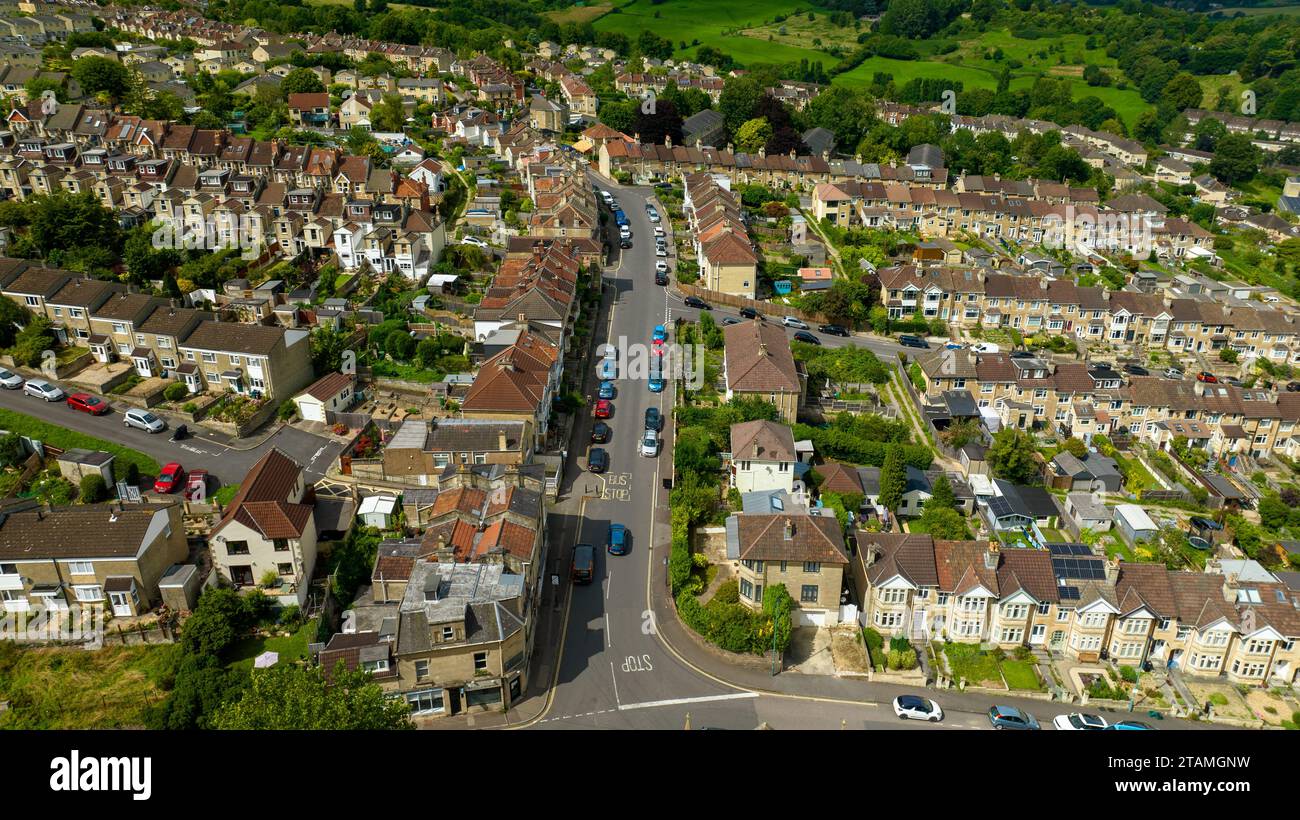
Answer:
730;420;796;494
722;320;804;423
726;512;850;626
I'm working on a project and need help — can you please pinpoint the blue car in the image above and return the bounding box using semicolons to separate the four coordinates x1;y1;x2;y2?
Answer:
598;359;617;381
1106;720;1157;731
598;380;616;399
648;376;664;393
652;324;667;343
987;705;1040;730
608;523;628;555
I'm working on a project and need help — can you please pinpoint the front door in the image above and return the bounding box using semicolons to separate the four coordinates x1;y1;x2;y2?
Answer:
1030;624;1045;645
109;590;133;617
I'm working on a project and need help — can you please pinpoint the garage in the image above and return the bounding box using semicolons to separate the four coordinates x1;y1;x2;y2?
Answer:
794;609;829;627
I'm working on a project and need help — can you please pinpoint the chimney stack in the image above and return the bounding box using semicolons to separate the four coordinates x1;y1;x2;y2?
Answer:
783;519;794;541
498;431;507;451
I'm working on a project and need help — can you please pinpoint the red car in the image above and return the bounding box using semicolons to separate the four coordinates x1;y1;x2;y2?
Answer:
594;399;612;419
184;469;209;501
1196;371;1218;384
154;462;184;494
66;392;109;415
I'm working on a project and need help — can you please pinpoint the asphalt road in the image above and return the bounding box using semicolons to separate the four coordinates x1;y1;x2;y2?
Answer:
530;176;1218;732
0;380;343;490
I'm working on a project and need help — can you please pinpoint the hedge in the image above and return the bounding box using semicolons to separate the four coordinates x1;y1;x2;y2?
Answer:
0;408;160;477
675;580;793;655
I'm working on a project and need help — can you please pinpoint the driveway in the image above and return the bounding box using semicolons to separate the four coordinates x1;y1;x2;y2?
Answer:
786;627;836;676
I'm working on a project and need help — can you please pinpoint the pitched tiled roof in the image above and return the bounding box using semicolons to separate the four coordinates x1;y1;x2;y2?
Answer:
730;420;795;462
0;503;176;560
723;321;800;393
734;514;848;564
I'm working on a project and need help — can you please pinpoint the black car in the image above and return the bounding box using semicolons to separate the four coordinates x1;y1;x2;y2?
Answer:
683;296;711;310
571;544;596;585
645;406;661;431
898;334;930;349
619;237;632;249
591;421;611;443
722;317;742;325
1123;363;1149;376
792;330;821;345
818;324;849;337
588;447;609;473
738;307;762;321
1287;381;1300;392
655;270;668;286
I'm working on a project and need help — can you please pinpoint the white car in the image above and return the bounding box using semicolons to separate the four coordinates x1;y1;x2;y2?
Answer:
654;226;665;237
123;407;166;433
1052;712;1109;731
892;695;943;722
655;246;667;257
640;429;659;457
655;260;669;273
23;379;65;401
460;236;489;249
0;367;23;389
781;316;809;330
971;342;1000;353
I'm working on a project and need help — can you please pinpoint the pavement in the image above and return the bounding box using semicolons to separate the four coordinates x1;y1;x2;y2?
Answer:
0;376;344;490
426;176;1220;732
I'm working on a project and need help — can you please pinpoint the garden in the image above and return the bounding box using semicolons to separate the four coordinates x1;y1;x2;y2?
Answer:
940;642;1045;691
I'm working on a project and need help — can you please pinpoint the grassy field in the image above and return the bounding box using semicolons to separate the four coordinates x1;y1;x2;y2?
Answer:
0;407;161;477
545;2;615;25
0;641;173;729
594;0;841;68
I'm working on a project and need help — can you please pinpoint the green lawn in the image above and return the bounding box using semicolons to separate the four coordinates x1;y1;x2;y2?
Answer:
942;642;1003;687
0;407;160;477
1001;659;1043;691
224;620;317;674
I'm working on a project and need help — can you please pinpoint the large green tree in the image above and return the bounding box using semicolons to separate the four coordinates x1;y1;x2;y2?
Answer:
280;67;326;97
878;444;907;512
1209;133;1260;185
987;427;1040;484
212;664;414;730
718;76;763;142
71;55;133;101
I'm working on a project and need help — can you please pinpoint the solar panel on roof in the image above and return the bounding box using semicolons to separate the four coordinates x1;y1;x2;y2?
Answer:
1059;586;1080;600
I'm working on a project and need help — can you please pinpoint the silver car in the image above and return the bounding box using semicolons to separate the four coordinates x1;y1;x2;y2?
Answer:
640;429;658;457
23;379;65;401
0;367;23;389
123;407;166;433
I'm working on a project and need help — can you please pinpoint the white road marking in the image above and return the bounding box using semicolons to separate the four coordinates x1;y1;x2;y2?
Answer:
604;611;611;649
609;661;621;707
617;692;759;712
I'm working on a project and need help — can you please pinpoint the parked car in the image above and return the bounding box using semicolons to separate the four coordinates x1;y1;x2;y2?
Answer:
571;543;596;584
587;447;609;473
607;523;629;556
640;429;659;457
123;407;166;433
780;316;808;330
594;399;612;419
898;335;930;350
683;295;710;310
970;342;1000;354
653;226;665;237
620;237;633;249
792;330;821;345
1222;376;1243;387
598;381;616;400
1053;713;1109;731
818;324;849;337
987;705;1040;730
154;462;184;494
460;236;488;248
655;270;668;286
0;367;22;389
1196;371;1218;383
652;324;667;342
1287;381;1300;392
655;260;669;273
24;379;65;401
590;421;611;443
598;359;618;381
184;469;209;501
892;695;943;722
655;246;667;257
738;307;762;321
1123;363;1149;376
66;393;109;415
1163;367;1184;379
1106;720;1157;731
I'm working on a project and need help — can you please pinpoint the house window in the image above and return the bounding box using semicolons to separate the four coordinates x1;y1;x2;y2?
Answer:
405;689;444;714
936;593;950;606
67;561;94;575
202;352;216;363
442;626;454;641
276;563;292;576
739;578;754;600
880;588;907;605
226;540;250;555
802;561;820;573
24;296;39;307
362;658;389;673
800;585;819;603
473;652;488;671
875;610;902;628
74;585;104;602
999;628;1023;643
415;660;430;680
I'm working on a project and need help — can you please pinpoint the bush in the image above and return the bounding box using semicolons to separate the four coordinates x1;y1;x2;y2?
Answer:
887;648;918;670
278;399;297;421
182;402;198;414
163;382;189;402
79;474;108;503
1118;665;1139;684
889;636;912;653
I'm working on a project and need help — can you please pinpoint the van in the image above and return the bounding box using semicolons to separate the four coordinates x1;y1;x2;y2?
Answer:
571;544;596;584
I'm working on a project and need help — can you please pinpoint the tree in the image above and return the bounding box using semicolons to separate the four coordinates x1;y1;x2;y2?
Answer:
78;474;108;503
718;76;763;141
8;316;56;368
883;0;940;38
1209;133;1260;185
987;427;1040;484
280;67;326;97
71;55;132;101
673;426;718;476
632;98;683;146
0;297;31;348
180;588;254;658
1062;437;1089;458
878;445;907;512
123;224;180;286
369;93;406;132
917;506;970;539
928;473;955;510
309;326;349;376
212;664;414;730
24;191;123;260
735;117;774;154
0;433;26;469
1160;73;1203;113
1258;492;1288;531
